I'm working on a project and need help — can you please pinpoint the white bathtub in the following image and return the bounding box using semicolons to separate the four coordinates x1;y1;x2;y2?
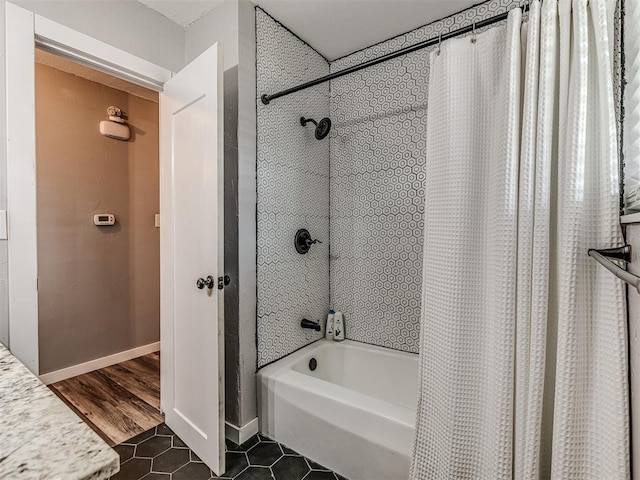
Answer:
257;339;418;480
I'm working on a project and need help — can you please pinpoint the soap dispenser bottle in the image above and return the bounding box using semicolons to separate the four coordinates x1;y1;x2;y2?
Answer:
325;310;335;339
333;312;345;341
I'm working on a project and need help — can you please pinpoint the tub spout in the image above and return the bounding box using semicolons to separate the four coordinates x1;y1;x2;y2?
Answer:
301;318;321;331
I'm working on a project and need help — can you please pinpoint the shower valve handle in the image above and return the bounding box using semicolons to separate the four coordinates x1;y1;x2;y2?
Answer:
295;229;321;254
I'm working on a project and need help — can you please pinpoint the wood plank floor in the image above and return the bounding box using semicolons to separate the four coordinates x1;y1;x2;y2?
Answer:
49;352;163;446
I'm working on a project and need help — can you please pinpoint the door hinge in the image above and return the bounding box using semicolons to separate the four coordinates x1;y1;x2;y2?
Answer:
217;275;231;290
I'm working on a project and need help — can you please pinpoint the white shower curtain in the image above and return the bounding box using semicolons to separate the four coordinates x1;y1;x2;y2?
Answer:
411;0;629;478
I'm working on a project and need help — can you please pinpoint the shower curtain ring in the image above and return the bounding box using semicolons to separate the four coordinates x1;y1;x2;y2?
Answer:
437;33;442;55
471;22;477;43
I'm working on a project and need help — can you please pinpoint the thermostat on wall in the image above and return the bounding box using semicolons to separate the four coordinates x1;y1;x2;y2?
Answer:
94;214;115;226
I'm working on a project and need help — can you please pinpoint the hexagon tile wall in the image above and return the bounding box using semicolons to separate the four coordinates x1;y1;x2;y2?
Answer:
328;0;524;354
255;1;525;365
256;0;623;364
256;7;331;368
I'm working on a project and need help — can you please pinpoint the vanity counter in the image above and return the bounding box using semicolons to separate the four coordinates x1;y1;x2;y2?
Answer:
0;344;119;479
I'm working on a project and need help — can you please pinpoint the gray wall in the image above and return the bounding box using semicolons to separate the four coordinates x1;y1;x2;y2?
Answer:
0;0;185;349
328;0;524;353
255;7;330;368
16;0;185;71
185;0;238;68
36;63;160;374
223;65;241;427
236;0;257;426
628;225;640;480
184;0;258;428
623;3;636;477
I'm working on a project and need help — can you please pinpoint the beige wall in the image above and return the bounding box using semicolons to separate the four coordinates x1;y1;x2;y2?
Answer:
0;0;183;350
35;63;159;374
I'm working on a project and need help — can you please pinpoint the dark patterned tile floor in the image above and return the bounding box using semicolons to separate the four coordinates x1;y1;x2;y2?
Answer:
110;423;347;480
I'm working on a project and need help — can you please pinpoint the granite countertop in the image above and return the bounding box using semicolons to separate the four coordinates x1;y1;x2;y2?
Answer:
0;344;119;479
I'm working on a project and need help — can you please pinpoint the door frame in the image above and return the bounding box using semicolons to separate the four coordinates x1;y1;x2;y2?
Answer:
6;5;226;469
5;1;172;376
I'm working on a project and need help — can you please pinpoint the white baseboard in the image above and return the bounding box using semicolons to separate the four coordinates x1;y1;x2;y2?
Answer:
39;341;160;385
225;417;259;445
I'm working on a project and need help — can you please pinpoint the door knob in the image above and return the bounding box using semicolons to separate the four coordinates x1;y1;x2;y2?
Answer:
217;275;231;290
196;275;214;290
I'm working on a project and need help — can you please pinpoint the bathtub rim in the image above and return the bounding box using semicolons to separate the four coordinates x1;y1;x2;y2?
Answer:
257;338;418;428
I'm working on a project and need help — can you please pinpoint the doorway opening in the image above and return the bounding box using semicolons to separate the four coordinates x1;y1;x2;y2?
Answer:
6;6;226;472
34;48;162;446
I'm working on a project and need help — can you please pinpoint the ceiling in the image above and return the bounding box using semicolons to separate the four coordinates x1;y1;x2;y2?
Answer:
36;49;159;103
137;0;483;60
138;0;224;27
252;0;482;61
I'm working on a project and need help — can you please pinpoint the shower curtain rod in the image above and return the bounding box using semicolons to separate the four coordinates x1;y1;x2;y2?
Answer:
260;4;528;105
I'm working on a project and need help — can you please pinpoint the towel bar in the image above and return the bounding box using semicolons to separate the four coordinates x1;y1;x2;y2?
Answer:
588;246;640;293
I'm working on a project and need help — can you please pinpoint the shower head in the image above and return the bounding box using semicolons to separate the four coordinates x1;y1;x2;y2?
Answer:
300;116;332;140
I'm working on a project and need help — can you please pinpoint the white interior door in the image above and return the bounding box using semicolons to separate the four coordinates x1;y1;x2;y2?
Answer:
160;43;225;475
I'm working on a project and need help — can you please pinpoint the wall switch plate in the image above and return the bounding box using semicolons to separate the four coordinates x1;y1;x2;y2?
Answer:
155;214;160;228
0;210;6;239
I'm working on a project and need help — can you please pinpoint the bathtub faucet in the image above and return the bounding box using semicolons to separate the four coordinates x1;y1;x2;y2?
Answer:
301;318;321;331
